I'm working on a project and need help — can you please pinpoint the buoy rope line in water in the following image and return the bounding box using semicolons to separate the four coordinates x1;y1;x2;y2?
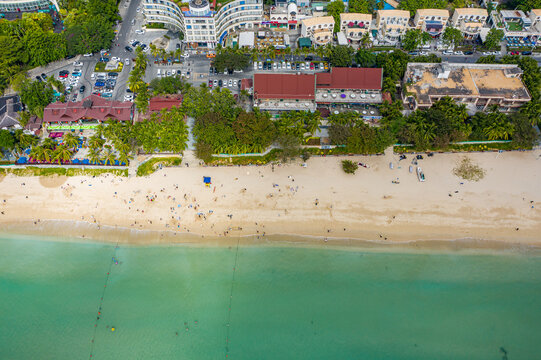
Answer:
225;238;240;358
88;241;120;359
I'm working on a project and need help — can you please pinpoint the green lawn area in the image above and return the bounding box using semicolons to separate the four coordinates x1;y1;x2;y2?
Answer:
507;22;523;32
94;62;124;73
136;157;182;176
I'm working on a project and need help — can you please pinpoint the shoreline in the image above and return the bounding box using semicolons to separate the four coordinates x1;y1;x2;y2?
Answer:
2;219;541;255
1;150;540;250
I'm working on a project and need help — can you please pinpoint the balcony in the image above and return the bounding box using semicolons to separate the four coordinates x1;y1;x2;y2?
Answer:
316;90;382;104
254;99;317;111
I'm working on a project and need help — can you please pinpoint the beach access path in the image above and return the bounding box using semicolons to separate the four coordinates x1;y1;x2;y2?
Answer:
0;149;540;246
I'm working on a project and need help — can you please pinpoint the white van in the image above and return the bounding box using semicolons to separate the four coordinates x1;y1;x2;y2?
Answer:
157;69;161;77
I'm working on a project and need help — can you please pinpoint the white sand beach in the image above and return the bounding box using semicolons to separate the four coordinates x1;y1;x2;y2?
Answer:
1;149;540;247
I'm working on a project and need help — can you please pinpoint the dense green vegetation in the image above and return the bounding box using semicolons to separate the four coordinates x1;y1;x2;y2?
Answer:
0;167;128;177
0;129;38;159
402;29;432;51
341;160;358;174
128;48;150;113
328;112;394;154
149;76;187;96
136;157;182;176
212;51;250;73
379;97;538;151
0;0;118;94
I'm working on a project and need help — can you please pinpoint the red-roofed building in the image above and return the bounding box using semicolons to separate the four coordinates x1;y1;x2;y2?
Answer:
43;95;134;124
252;68;384;112
149;95;183;113
315;67;383;104
240;78;253;92
253;73;317;111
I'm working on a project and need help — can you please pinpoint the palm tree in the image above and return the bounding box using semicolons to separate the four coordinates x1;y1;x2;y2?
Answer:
89;148;102;164
29;146;45;162
103;149;116;165
88;135;105;150
41;137;56;150
304;112;322;135
62;132;79;150
117;150;131;165
149;43;158;58
52;145;72;164
483;119;515;140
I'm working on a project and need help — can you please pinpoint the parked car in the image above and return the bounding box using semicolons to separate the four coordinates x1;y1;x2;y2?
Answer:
83;53;93;57
101;92;112;98
510;51;519;55
95;81;105;87
176;43;181;49
125;58;130;65
522;51;532;55
35;75;42;82
41;73;47;79
79;85;86;93
135;29;145;35
125;46;133;52
73;61;83;67
108;72;118;77
464;51;474;55
99;57;109;62
443;50;453;55
71;94;78;102
218;79;223;87
454;51;464;55
131;41;140;47
213;79;218;86
71;72;82;77
228;79;233;87
233;80;237;87
59;70;69;78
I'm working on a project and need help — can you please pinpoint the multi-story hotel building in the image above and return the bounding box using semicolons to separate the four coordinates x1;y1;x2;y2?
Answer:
450;8;488;39
142;0;263;48
300;16;335;46
0;0;58;12
339;13;372;44
413;9;449;38
375;10;410;45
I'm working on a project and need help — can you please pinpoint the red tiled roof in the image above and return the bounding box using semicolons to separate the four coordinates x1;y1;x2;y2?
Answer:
43;95;133;123
240;78;253;91
149;95;183;112
316;68;382;90
254;74;315;100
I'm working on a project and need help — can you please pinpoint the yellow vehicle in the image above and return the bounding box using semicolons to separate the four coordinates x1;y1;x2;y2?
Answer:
206;53;216;58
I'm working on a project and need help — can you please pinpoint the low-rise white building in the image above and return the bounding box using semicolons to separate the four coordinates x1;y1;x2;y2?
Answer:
489;9;540;47
450;8;488;39
301;16;335;46
339;13;372;44
413;9;449;38
375;10;410;45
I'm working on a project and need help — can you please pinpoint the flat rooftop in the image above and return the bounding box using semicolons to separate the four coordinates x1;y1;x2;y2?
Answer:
405;63;531;105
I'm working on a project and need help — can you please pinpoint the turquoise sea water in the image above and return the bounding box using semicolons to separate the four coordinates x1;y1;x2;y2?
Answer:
1;234;541;360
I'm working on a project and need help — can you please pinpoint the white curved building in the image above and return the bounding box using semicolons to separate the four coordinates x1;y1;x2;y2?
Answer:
0;0;58;12
143;0;263;48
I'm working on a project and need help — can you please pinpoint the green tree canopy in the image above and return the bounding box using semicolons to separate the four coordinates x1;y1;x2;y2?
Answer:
326;0;345;33
329;45;354;67
484;28;504;50
442;27;463;48
402;29;432;51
